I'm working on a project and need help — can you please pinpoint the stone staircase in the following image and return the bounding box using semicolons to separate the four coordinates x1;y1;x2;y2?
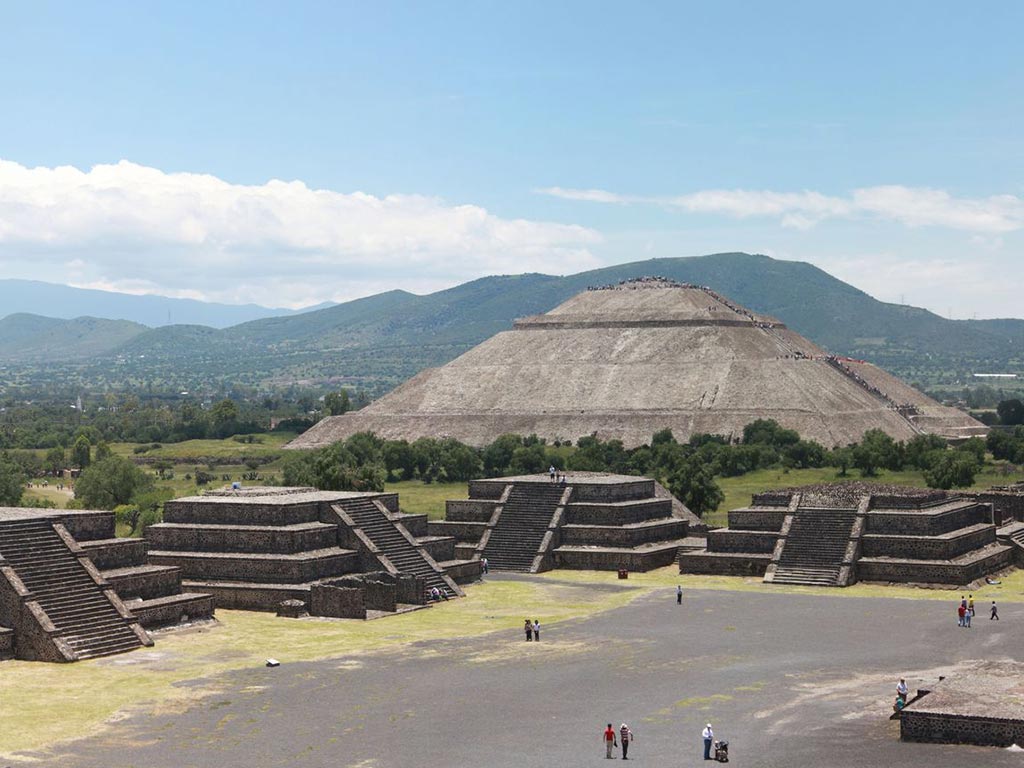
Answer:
0;520;146;660
768;507;859;586
337;498;458;597
483;483;568;572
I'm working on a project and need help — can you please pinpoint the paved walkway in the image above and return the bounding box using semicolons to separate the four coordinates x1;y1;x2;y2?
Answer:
35;578;1024;767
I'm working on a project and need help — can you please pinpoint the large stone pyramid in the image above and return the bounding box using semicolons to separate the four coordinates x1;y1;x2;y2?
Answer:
290;278;984;449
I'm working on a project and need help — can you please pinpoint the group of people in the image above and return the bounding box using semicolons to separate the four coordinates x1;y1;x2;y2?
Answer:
547;465;568;485
957;594;999;627
523;618;541;641
601;723;633;759
601;721;723;761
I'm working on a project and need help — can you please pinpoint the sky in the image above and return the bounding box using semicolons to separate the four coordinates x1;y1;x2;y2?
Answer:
0;1;1022;317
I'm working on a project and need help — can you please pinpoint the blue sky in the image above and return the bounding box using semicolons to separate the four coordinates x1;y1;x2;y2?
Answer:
1;1;1021;315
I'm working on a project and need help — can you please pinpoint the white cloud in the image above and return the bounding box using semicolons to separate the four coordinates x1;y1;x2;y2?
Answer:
538;184;1024;233
0;160;602;307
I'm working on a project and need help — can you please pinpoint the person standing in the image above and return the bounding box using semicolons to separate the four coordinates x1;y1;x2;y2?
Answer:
991;600;1000;620
968;595;975;618
525;618;533;641
957;603;965;627
549;465;556;481
532;619;540;641
619;723;633;760
702;723;714;760
896;678;909;703
603;723;617;759
964;606;972;628
481;557;489;575
676;585;683;605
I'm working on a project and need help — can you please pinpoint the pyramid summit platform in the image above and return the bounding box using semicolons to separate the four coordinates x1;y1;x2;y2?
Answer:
290;278;983;449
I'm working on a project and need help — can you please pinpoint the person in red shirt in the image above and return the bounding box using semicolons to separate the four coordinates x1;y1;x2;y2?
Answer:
603;723;617;759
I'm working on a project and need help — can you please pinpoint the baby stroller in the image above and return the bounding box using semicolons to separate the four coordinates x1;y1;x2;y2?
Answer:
714;739;729;763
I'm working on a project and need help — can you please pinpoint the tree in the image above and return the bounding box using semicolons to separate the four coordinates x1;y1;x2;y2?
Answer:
830;446;853;476
383;440;416;481
0;452;26;506
667;458;724;517
75;456;154;509
997;399;1024;426
904;434;947;470
45;446;65;476
324;389;351;416
210;398;240;437
482;434;523;477
71;435;92;470
924;452;980;490
94;441;113;462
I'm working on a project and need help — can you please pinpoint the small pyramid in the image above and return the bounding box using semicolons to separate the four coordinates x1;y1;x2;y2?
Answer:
290;278;984;449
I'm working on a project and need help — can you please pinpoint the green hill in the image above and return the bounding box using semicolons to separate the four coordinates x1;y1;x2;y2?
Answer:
0;253;1020;391
0;314;147;361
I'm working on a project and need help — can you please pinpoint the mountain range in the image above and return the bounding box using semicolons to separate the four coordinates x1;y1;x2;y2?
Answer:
0;279;333;328
0;253;1021;392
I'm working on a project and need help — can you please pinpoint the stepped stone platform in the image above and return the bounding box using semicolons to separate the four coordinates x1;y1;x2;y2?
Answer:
154;487;479;613
289;277;983;450
680;483;1015;587
430;472;694;573
900;661;1024;747
0;507;211;663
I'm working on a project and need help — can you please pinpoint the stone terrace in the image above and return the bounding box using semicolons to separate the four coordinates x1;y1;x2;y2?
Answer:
152;487;479;612
680;483;1015;587
430;472;695;573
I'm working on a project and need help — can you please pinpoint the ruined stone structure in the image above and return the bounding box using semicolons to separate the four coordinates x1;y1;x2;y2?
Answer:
430;473;695;573
0;508;212;662
900;662;1024;747
680;484;1014;587
289;278;984;450
151;487;480;612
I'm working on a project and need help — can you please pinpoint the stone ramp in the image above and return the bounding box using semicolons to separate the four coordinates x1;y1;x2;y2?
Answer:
766;506;859;586
334;497;459;597
0;519;148;661
483;483;568;572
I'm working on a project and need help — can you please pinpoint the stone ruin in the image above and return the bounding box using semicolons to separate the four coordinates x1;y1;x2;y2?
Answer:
0;486;483;662
289;277;985;450
0;507;213;662
430;472;698;573
680;483;1016;587
899;661;1024;747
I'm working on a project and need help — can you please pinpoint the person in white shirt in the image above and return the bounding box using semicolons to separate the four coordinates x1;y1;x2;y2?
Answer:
702;723;714;760
896;678;909;703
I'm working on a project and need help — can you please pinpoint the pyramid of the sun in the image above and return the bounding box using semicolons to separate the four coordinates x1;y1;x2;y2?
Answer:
290;278;985;449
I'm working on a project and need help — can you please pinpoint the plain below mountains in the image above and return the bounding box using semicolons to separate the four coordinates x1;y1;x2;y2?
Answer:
1;253;1021;390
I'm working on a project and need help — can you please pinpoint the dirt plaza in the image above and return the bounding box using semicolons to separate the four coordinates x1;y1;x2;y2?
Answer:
3;570;1022;768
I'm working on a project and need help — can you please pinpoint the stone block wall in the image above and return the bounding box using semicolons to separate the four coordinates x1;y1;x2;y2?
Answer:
901;711;1024;747
363;578;397;613
148;524;337;554
726;509;787;532
861;526;995;560
0;625;12;660
426;520;487;542
560;519;687;547
443;500;498;522
866;504;989;536
975;492;1024;525
393;513;428;537
310;583;365;619
419;537;456;563
858;547;1012;584
163;500;320;526
706;529;779;554
189;583;309;611
80;538;148;570
679;551;771;576
51;513;115;543
554;545;679;571
563;499;672;525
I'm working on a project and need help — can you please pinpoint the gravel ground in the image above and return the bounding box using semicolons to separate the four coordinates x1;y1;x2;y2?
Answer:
32;576;1023;768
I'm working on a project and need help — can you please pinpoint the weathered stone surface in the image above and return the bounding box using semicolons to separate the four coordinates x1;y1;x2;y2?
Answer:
289;279;983;450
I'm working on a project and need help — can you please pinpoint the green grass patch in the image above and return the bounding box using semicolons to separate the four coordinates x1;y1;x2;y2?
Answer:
385;480;468;520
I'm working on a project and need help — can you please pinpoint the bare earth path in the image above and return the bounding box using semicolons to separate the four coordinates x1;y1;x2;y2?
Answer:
29;577;1024;768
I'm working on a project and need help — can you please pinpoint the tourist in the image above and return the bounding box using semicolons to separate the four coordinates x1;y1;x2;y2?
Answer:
619;723;633;759
430;586;441;601
549;465;556;481
957;603;966;627
964;606;972;628
702;723;714;760
968;595;975;617
896;678;909;703
533;619;540;641
559;473;567;487
603;723;617;759
991;601;1000;620
525;618;533;641
481;557;489;575
677;585;682;605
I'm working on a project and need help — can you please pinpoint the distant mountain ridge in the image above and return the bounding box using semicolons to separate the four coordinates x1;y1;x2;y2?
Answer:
0;253;1020;391
0;279;333;328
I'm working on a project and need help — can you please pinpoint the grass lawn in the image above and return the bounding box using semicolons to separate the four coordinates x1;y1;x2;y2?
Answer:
21;485;73;509
385;480;468;519
109;433;296;460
